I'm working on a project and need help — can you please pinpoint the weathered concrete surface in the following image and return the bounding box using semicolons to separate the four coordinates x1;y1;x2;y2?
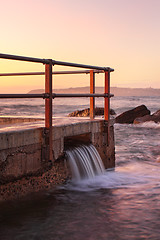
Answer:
0;159;70;201
0;128;44;184
0;117;43;125
92;123;115;169
0;117;115;201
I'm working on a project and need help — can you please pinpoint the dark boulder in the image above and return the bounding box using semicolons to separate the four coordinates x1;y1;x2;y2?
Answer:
153;109;160;118
115;105;150;124
134;109;160;124
68;107;116;117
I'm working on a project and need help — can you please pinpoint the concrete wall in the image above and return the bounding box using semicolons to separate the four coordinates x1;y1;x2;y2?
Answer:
0;119;115;200
0;117;43;125
52;119;115;168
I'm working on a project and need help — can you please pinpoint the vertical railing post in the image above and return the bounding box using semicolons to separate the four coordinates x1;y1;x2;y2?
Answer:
45;60;53;162
104;70;110;121
104;70;110;145
90;70;95;119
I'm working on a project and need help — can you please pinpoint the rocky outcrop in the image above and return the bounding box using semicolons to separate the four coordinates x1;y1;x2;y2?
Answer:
68;107;116;117
115;105;150;124
134;109;160;124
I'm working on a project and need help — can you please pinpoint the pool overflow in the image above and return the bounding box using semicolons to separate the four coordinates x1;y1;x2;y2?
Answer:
65;144;105;181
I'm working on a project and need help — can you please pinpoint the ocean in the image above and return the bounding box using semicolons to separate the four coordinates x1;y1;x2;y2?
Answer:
0;96;160;240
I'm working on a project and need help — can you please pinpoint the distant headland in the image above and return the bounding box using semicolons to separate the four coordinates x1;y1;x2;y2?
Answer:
28;87;160;96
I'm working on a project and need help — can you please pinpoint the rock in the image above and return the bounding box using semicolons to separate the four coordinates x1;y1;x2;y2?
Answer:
68;107;116;117
110;109;116;115
134;109;160;124
115;105;150;124
153;109;160;117
156;156;160;163
133;115;152;124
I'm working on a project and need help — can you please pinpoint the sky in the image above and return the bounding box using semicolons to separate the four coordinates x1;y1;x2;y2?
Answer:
0;0;160;93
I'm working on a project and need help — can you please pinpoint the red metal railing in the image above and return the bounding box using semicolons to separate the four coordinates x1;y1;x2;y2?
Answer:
0;53;114;162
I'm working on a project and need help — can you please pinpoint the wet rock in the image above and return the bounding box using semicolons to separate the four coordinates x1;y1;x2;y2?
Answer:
134;109;160;124
156;156;160;163
68;107;116;117
115;105;150;124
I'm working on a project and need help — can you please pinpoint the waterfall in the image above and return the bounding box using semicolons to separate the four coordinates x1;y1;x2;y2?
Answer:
66;144;105;181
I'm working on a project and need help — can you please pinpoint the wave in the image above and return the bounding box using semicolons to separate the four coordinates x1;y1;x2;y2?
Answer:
115;121;160;129
135;121;160;129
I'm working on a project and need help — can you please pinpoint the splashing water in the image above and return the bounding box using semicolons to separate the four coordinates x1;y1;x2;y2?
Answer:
66;144;105;181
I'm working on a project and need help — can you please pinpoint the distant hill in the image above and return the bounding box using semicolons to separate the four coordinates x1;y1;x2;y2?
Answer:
28;87;160;96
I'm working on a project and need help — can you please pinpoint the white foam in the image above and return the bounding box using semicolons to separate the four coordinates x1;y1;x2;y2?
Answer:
61;170;146;192
135;121;160;129
61;160;160;192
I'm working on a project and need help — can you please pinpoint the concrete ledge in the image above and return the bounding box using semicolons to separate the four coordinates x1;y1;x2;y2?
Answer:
0;117;43;125
0;117;115;200
0;128;43;150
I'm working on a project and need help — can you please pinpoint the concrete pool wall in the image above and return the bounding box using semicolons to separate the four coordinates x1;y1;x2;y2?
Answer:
0;118;115;200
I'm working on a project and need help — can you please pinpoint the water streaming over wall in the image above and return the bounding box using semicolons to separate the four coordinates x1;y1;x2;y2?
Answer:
66;144;105;181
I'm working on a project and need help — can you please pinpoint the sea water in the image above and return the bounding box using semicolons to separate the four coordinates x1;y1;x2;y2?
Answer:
0;96;160;240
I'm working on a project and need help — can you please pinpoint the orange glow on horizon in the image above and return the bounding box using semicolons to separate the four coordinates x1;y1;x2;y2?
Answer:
0;0;160;92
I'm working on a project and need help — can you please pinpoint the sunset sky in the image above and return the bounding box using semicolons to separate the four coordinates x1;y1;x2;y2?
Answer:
0;0;160;93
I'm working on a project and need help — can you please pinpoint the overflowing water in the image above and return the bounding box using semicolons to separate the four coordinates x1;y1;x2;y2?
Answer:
66;144;105;180
0;96;160;239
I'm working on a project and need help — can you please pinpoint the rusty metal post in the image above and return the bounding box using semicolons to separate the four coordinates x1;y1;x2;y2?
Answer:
45;60;53;162
90;70;95;119
104;70;110;145
104;71;110;121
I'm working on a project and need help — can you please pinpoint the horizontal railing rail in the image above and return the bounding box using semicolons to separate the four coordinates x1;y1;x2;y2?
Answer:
0;70;103;77
0;93;114;99
0;53;114;71
0;53;48;64
0;94;47;98
0;53;114;162
52;93;114;98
